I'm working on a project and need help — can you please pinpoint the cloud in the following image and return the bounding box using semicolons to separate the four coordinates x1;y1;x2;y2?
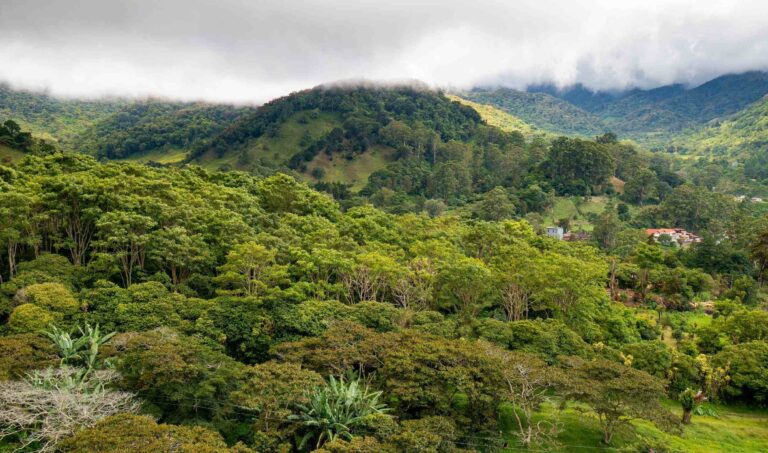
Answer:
1;0;767;103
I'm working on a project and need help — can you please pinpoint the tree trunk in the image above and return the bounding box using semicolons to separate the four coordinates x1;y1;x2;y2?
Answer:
682;408;692;425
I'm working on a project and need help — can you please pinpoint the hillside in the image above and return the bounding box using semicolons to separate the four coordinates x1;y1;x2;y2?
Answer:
673;95;768;159
73;101;255;160
447;95;541;138
461;87;605;136
0;82;124;146
468;72;768;144
186;84;501;189
0;84;253;159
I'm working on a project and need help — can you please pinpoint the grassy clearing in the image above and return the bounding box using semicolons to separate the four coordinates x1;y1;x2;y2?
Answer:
121;147;189;164
500;400;768;452
306;145;395;190
0;144;25;164
542;196;610;232
448;95;542;138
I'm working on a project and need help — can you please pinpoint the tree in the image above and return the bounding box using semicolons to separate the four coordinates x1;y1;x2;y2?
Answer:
565;358;674;445
94;211;155;287
148;226;211;286
592;205;622;251
436;256;491;317
215;241;287;296
750;226;768;287
483;345;561;446
544;137;615;195
472;187;516;221
623;168;658;206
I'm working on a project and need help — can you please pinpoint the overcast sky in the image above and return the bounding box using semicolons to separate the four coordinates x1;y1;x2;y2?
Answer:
1;0;768;104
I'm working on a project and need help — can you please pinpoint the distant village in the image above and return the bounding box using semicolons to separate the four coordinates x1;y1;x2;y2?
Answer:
545;226;702;247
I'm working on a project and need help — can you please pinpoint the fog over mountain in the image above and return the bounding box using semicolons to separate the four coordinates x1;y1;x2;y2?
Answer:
2;0;768;103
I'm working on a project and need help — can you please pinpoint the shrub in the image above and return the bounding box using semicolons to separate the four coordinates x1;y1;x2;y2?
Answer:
21;282;81;316
0;368;139;452
8;303;55;333
59;413;253;452
0;334;57;380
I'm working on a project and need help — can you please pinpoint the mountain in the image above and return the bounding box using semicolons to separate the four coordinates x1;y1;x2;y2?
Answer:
460;87;605;136
0;83;254;161
469;71;768;144
185;84;494;188
0;82;125;145
447;95;550;138
673;95;768;159
73;101;254;161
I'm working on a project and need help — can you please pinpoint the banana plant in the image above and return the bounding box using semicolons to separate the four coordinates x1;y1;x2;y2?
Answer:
289;374;390;450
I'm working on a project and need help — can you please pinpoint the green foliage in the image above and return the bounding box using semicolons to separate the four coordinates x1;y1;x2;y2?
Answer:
8;303;55;333
110;328;247;420
290;375;390;449
0;333;57;379
59;413;253;452
713;341;768;405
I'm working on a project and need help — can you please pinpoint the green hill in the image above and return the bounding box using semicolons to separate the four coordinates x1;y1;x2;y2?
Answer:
0;84;253;159
674;95;768;159
74;101;254;159
460;88;605;136
524;72;768;144
187;84;501;188
0;82;124;146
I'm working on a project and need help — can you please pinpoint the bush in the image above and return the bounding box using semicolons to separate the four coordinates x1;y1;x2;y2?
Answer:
59;413;253;452
20;283;81;316
621;340;672;379
8;303;55;333
0;368;139;452
712;341;768;405
0;334;57;380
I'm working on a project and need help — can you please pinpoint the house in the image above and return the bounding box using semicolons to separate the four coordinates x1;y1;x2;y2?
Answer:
563;231;592;242
645;228;702;247
545;226;564;240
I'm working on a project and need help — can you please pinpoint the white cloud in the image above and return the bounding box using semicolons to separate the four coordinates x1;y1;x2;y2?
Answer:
1;0;767;103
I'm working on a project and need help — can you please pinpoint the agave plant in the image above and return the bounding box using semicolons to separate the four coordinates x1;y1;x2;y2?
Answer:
289;374;390;449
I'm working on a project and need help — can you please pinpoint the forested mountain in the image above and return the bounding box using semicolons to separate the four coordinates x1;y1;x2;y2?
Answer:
0;83;124;145
466;71;768;144
461;87;605;136
73;102;255;159
0;84;254;161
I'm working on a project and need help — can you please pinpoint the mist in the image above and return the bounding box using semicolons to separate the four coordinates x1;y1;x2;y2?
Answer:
2;0;768;103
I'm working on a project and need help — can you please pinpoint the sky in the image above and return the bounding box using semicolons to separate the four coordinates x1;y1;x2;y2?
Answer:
1;0;768;104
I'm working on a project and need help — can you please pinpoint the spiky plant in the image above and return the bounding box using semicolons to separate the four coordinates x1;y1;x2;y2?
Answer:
43;323;115;377
289;375;389;449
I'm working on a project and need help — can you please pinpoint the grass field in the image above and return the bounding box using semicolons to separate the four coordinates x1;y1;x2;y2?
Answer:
305;145;395;190
121;147;189;164
448;95;541;138
542;196;610;231
500;400;768;452
0;143;25;164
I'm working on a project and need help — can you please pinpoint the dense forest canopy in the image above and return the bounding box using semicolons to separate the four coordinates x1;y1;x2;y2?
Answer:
2;77;768;452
